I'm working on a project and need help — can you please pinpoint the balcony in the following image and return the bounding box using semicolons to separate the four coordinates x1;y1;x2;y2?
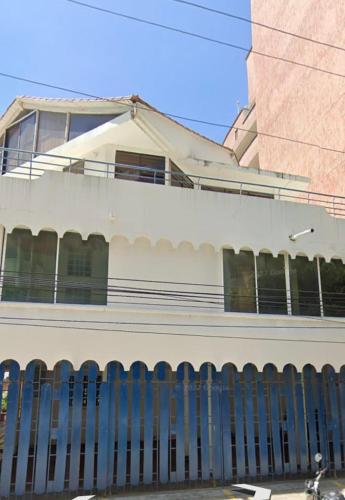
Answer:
1;145;344;217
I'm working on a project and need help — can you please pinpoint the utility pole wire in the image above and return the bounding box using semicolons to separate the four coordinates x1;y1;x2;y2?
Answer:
170;0;345;54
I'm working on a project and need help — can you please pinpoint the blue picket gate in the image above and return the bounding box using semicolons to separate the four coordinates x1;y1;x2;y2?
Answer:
0;359;344;496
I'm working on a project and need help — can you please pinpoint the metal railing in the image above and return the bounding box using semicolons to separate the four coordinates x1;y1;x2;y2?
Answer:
1;146;345;217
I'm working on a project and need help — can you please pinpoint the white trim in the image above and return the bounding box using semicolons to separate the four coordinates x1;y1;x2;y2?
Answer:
254;254;259;314
284;253;292;315
53;237;60;304
0;229;7;301
317;256;324;317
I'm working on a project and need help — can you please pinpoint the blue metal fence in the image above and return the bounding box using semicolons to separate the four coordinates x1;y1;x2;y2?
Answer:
0;359;344;496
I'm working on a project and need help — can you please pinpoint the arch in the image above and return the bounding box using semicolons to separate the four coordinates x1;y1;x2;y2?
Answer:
176;240;196;252
129;361;148;380
153;361;172;381
155;238;174;251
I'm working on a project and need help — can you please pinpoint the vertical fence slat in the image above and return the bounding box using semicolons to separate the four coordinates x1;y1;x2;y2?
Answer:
0;361;20;498
303;365;318;472
244;365;257;478
116;368;128;487
233;367;245;478
256;372;268;477
339;367;345;470
130;363;141;486
211;370;222;480
266;365;283;475
200;364;210;480
187;365;198;481
324;367;341;470
34;383;52;495
15;363;36;496
158;363;169;484
143;370;153;485
316;372;329;464
106;362;117;488
221;366;232;481
283;366;297;475
69;368;84;492
295;371;308;473
175;365;185;483
53;361;72;493
83;362;98;491
97;381;110;490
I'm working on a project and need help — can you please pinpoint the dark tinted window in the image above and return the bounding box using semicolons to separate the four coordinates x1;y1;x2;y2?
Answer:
57;233;108;305
289;256;320;316
170;161;193;188
69;114;117;141
257;253;287;314
3;113;36;172
115;150;165;184
320;258;345;317
37;111;66;152
223;249;256;313
2;229;57;303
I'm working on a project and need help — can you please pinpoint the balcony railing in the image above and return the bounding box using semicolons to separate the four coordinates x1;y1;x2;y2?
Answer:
1;146;345;217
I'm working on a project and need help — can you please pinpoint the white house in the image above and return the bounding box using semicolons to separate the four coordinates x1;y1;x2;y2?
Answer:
0;95;344;496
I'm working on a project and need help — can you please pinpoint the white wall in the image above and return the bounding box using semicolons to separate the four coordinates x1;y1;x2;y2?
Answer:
0;173;345;371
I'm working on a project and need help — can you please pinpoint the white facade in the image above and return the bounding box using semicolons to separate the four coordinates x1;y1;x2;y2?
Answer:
0;96;344;372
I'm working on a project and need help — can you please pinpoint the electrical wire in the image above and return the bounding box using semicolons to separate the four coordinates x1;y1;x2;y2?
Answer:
66;0;345;82
1;318;345;344
1;70;345;157
169;0;345;54
1;314;345;330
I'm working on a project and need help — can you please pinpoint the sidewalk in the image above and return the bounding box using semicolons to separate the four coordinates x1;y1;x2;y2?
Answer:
106;478;345;499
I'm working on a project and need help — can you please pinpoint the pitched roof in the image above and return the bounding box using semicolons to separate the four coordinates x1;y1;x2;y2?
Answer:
0;94;236;159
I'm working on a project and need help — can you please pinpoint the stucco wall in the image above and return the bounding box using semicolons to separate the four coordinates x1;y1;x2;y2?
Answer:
0;172;345;370
246;1;345;194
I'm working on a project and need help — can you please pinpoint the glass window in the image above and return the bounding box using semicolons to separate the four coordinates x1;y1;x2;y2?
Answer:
115;150;165;184
170;160;193;188
69;114;117;141
223;249;256;313
3;113;36;173
256;253;287;314
2;229;57;303
37;111;67;153
320;258;345;317
0;134;4;174
57;233;108;305
289;256;321;316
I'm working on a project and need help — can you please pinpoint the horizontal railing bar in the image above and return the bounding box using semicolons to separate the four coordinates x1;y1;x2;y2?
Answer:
2;145;345;203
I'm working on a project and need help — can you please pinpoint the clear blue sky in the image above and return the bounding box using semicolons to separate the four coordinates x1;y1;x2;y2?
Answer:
0;0;251;143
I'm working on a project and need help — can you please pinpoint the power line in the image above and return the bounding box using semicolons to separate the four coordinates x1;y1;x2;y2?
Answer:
2;317;345;344
170;0;345;54
1;315;345;330
1;70;345;157
66;0;345;82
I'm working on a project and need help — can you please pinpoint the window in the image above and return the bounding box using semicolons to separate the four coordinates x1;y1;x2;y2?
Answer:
56;233;108;305
223;249;256;313
2;229;57;303
37;111;67;153
3;113;36;173
170;161;193;188
115;151;165;184
256;253;287;314
69;114;118;141
289;256;321;316
201;185;274;199
320;258;345;317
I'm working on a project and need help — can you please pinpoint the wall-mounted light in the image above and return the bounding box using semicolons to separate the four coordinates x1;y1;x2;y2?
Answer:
289;228;314;242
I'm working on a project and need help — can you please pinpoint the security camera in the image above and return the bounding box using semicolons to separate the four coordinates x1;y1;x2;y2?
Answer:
289;228;314;241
